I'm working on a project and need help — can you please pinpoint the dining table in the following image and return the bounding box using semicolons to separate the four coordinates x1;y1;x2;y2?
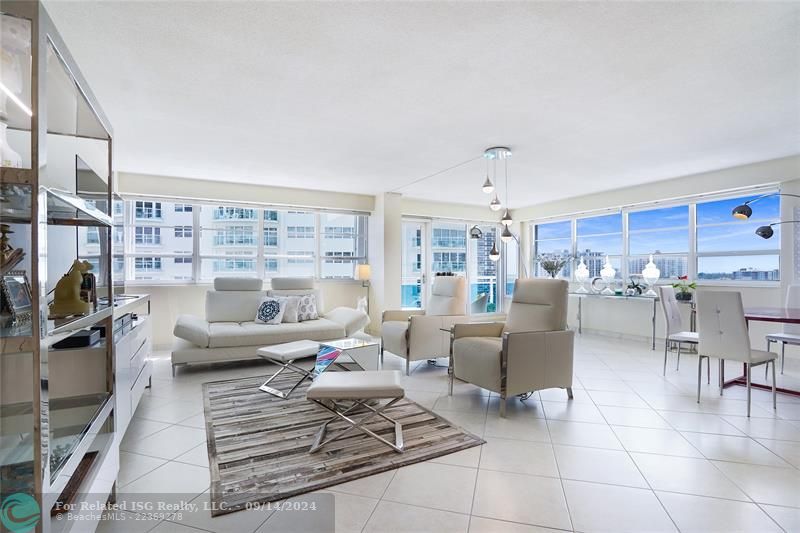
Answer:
720;307;800;397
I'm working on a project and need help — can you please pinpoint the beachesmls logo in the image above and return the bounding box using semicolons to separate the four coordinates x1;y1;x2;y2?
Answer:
0;492;40;533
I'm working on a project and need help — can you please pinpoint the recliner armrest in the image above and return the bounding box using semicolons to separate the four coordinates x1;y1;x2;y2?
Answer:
453;322;505;339
173;314;211;348
382;309;425;322
503;329;574;396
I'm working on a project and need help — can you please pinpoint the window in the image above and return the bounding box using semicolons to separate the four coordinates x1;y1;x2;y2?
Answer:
469;225;498;313
135;257;162;271
628;205;688;278
401;222;424;308
576;213;622;279
125;200;366;283
531;189;780;284
287;226;315;239
534;220;572;278
696;194;780;281
264;227;278;247
135;201;162;219
86;227;100;244
212;226;256;246
431;223;466;276
135;226;161;245
213;206;257;220
174;226;192;238
319;213;367;279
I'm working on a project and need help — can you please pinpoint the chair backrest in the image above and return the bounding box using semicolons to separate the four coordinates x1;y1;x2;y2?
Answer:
426;276;467;316
658;285;684;336
206;277;265;322
696;291;752;362
503;278;568;334
267;276;325;314
785;285;800;335
471;293;488;314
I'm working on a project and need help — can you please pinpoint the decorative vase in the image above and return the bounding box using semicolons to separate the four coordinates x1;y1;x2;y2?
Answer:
641;254;660;297
676;291;692;302
574;257;590;293
0;122;22;168
600;256;616;295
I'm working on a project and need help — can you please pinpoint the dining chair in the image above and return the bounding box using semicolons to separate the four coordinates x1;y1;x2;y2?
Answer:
696;291;777;417
765;284;800;376
658;285;701;375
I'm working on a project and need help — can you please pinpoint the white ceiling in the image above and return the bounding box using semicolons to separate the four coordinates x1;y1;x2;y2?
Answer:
44;1;800;209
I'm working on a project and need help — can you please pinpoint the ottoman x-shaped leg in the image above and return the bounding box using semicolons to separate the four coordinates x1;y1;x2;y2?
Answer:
308;397;405;453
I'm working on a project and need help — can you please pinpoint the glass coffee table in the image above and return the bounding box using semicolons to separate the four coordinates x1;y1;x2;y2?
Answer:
318;337;381;372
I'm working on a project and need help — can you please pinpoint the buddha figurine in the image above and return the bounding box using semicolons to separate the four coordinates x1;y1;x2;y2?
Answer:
49;259;93;316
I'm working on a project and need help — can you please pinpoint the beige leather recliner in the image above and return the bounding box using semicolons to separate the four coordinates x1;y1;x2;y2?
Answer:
381;276;468;375
450;278;574;417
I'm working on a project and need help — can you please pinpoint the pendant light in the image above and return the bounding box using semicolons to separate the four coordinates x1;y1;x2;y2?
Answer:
489;240;500;262
500;224;513;243
481;158;494;194
488;157;501;211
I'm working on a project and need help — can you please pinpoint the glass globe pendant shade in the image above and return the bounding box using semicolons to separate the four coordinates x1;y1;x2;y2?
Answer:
489;241;500;262
489;194;502;212
574;257;590;293
500;225;513;243
500;209;513;226
641;254;661;296
482;174;494;194
600;255;616;295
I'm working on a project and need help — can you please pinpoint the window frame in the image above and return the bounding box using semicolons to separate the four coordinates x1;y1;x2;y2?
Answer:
529;188;780;287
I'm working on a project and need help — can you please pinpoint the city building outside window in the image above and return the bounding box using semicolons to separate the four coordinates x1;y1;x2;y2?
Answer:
123;199;366;283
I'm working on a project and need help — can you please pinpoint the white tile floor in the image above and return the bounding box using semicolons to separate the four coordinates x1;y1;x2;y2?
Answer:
100;335;800;533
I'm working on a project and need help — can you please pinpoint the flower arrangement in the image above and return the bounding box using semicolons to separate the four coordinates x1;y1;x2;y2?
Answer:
536;254;571;278
672;275;696;301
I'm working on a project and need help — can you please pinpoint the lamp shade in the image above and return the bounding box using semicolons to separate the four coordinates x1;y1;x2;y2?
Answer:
356;264;371;281
489;241;500;261
755;225;774;239
732;204;752;220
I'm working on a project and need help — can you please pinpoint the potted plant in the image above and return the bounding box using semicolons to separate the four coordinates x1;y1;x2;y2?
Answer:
672;276;696;301
536;254;570;279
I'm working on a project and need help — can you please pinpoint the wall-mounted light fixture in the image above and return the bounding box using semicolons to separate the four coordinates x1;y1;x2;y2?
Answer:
755;221;800;239
731;193;800;220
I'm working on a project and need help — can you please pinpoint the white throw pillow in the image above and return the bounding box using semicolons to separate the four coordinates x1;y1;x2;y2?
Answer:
297;294;319;321
255;297;285;325
280;296;301;323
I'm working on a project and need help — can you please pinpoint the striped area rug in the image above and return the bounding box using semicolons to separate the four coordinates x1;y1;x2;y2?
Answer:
202;372;484;516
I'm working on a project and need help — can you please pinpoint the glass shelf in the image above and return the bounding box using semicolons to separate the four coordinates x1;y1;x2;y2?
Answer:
45;187;112;227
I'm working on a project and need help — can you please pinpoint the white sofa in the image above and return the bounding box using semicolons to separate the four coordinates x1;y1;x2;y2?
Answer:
171;277;369;374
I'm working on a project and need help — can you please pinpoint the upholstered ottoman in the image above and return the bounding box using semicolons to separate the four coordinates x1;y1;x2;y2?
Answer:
257;339;320;398
306;370;406;453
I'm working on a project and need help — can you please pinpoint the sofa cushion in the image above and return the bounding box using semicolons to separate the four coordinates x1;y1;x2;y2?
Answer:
297;294;319;321
325;306;370;337
255;297;285;324
280;296;301;323
173;315;211;348
207;318;346;348
206;289;266;323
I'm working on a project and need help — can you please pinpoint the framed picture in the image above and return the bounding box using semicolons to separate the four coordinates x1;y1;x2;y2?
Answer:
1;270;32;323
